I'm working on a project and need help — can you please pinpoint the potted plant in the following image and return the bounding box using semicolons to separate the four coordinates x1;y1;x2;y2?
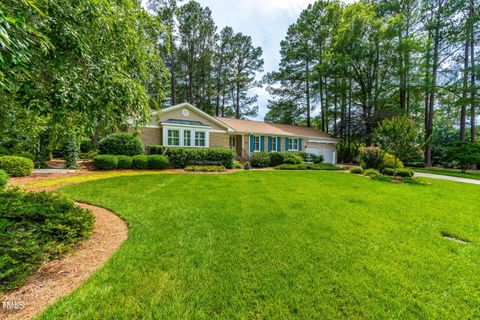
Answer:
244;161;251;170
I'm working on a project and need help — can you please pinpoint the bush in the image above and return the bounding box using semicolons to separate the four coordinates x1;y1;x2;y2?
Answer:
446;142;480;173
148;145;165;155
358;146;383;169
165;148;235;169
62;139;79;169
80;140;95;153
350;167;363;174
274;164;308;170
284;154;303;164
232;160;243;169
404;161;426;168
382;153;404;169
93;155;118;170
269;152;286;167
308;163;343;170
132;155;149;170
98;133;144;156
80;150;99;160
251;152;271;168
382;168;396;176
395;168;414;178
0;170;8;191
147;155;169;170
185;166;226;172
364;169;381;178
116;155;132;169
0;189;94;292
0;156;34;177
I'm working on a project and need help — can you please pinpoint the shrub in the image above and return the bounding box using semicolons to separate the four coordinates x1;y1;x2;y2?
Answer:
358;146;383;169
0;156;34;177
350;167;363;174
98;133;144;156
0;170;8;191
363;169;381;178
80;140;95;153
307;163;342;170
269;152;286;167
93;155;118;170
232;161;243;169
284;154;303;164
311;154;324;164
404;161;426;168
80;150;99;160
148;145;165;155
382;168;396;176
382;153;404;169
446;142;480;173
251;152;271;168
147;155;169;170
185;166;226;172
165;148;235;169
116;155;132;169
274;164;308;170
62;139;79;169
0;189;94;292
11;151;35;161
132;155;149;170
395;168;414;178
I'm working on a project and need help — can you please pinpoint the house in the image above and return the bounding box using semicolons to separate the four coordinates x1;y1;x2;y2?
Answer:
134;103;338;164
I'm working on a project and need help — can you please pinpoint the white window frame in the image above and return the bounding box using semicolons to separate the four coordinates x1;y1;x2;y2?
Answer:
183;130;192;147
289;138;299;151
271;137;277;152
195;131;206;147
163;126;209;148
167;129;180;147
253;136;260;152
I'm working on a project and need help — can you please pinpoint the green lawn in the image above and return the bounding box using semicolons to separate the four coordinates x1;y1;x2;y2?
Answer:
414;168;480;180
40;171;480;319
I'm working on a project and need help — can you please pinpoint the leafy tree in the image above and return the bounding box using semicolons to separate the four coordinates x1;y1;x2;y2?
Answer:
446;142;480;172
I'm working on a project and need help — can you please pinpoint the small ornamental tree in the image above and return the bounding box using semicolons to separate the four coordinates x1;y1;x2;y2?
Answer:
446;142;480;173
357;146;383;169
374;116;423;167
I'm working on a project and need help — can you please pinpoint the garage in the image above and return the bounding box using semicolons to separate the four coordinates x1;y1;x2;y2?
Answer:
305;140;337;164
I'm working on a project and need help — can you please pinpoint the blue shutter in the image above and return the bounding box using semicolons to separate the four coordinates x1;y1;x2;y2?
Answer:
277;137;281;152
260;136;265;152
250;135;255;153
285;137;290;151
299;138;303;151
268;137;272;152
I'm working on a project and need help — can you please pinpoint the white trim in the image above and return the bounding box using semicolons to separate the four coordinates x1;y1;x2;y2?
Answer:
161;122;212;129
162;126;210;148
307;139;338;144
270;137;277;153
154;103;235;132
253;136;260;152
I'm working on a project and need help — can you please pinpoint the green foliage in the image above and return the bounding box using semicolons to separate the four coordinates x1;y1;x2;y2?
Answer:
148;145;165;155
0;156;34;177
116;156;133;170
446;142;480;173
382;153;404;170
275;163;342;171
358;147;383;169
99;133;144;156
274;164;308;170
0;170;8;191
62;139;79;169
350;167;363;174
284;155;303;165
374;117;423;163
185;166;227;172
164;148;235;169
363;169;381;178
80;140;95;153
251;153;271;168
404;162;426;168
382;168;396;176
132;155;149;170
93;155;118;171
232;161;243;169
147;155;169;170
80;150;99;160
395;169;414;178
0;189;94;292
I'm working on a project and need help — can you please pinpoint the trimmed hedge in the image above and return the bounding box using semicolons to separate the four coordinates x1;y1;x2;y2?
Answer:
274;163;342;171
268;152;323;167
147;155;169;170
350;167;363;174
147;145;165;155
0;189;94;292
116;155;132;169
0;156;34;177
251;153;271;168
0;170;8;191
364;169;381;178
132;155;149;169
395;168;414;178
165;148;235;169
93;155;118;170
98;133;144;156
404;161;426;168
382;168;396;176
274;164;308;170
185;165;226;172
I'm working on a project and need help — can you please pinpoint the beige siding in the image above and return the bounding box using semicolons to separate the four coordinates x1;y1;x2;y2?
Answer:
139;128;162;146
209;132;229;148
159;108;227;131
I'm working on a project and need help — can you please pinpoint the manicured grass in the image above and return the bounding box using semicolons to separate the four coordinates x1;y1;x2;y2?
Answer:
41;171;480;319
415;168;480;180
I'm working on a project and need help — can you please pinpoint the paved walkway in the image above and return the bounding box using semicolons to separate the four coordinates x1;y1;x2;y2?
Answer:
415;172;480;185
34;169;79;174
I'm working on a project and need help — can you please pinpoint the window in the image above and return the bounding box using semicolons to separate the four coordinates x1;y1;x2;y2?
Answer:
253;136;260;151
184;130;191;147
168;129;180;146
271;137;277;152
195;132;206;147
289;138;299;151
229;136;236;147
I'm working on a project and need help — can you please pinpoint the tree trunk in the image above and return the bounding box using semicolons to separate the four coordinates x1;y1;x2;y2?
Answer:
460;38;469;141
236;81;240;119
470;0;476;144
306;61;311;127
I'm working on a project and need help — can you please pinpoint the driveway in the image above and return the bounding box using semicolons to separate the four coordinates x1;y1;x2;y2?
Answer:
415;172;480;185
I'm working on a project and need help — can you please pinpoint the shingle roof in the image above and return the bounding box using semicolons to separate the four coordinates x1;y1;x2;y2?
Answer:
215;117;334;139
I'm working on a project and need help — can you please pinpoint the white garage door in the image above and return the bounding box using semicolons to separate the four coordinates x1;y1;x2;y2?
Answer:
322;148;334;164
305;147;320;156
